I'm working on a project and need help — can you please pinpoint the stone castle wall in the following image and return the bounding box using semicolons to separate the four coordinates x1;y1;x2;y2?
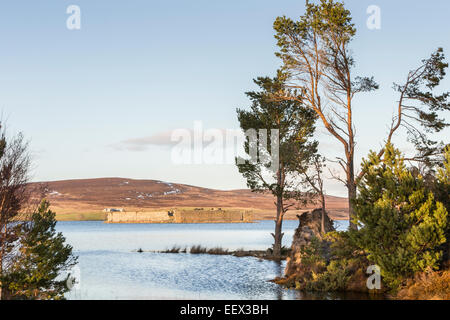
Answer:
106;211;173;223
106;209;254;224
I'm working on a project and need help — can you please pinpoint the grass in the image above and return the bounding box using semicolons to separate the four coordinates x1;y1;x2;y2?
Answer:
159;246;187;254
396;268;450;300
157;245;235;255
55;212;107;221
189;245;230;255
154;244;288;260
206;247;230;255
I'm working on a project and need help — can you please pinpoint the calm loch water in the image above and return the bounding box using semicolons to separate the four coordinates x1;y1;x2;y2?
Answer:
56;220;352;300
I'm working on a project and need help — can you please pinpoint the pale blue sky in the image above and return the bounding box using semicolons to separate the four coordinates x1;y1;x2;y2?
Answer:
0;1;449;196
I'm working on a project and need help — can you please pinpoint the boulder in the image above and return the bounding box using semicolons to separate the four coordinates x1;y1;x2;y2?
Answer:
284;208;335;277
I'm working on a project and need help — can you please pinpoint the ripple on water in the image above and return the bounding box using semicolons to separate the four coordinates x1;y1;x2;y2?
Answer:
59;220;351;300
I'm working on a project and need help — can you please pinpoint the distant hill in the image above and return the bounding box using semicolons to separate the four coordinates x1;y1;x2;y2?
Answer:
30;178;349;220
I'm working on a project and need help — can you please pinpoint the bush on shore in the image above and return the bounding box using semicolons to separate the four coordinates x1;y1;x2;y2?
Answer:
280;145;450;298
396;268;450;300
284;233;377;293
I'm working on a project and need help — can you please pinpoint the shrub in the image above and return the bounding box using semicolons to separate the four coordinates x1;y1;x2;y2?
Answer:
293;237;328;290
396;268;450;300
206;247;229;255
353;143;448;290
189;245;207;254
161;246;184;253
303;259;350;292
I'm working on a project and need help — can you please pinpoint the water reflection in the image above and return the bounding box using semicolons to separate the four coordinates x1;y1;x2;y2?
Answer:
56;220;356;300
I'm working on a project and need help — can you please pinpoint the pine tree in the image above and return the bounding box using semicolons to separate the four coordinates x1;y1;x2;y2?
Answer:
273;0;379;230
272;0;449;230
435;146;450;261
236;75;318;258
352;143;448;290
3;200;78;300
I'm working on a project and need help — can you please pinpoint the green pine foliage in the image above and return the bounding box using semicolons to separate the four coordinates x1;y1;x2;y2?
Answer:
236;75;318;257
4;200;78;300
352;143;448;290
435;146;450;261
236;75;318;198
435;146;450;210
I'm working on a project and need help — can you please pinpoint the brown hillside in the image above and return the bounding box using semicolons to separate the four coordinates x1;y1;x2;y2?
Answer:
30;178;349;220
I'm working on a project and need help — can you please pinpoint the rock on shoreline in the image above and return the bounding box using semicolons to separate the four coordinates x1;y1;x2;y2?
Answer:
285;208;334;277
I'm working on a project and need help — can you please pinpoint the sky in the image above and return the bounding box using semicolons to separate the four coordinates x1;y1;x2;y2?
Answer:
0;0;449;196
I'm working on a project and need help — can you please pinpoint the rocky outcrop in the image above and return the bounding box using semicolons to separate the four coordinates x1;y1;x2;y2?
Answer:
284;208;335;277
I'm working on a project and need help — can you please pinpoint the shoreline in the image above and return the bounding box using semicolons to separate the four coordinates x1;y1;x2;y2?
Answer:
53;206;349;222
55;214;350;222
56;217;350;222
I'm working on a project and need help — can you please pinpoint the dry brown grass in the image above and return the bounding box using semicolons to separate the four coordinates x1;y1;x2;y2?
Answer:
396;268;450;300
30;178;349;221
188;245;229;255
160;246;187;253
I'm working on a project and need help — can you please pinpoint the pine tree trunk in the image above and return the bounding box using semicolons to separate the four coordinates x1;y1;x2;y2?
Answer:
348;179;357;230
346;152;357;230
272;202;284;258
272;177;284;259
272;166;285;259
321;193;326;234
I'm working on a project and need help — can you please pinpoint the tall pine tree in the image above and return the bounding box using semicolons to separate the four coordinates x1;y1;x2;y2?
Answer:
236;75;318;258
